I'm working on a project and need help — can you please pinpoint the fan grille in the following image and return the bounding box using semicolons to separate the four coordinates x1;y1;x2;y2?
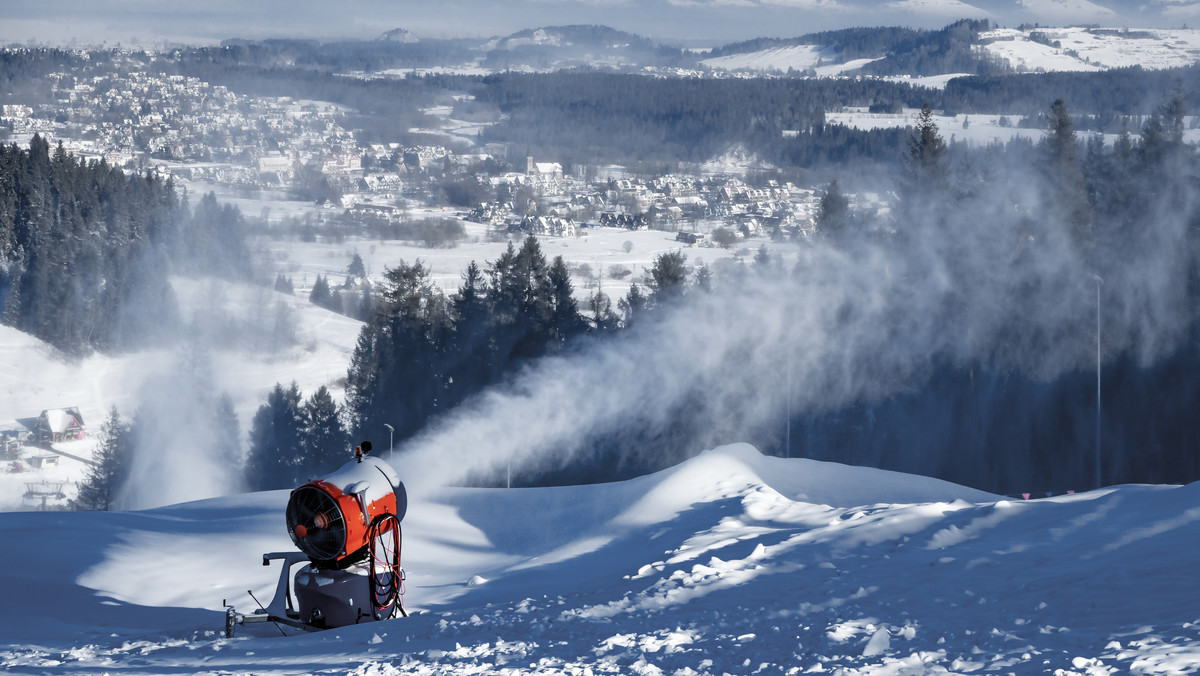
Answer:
286;485;346;563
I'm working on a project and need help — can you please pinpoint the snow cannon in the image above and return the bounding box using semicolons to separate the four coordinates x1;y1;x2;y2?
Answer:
224;442;409;637
286;442;407;568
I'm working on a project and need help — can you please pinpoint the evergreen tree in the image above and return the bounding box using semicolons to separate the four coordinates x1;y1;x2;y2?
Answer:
908;104;947;180
588;291;620;332
898;103;948;209
243;382;303;490
75;406;132;511
299;385;349;477
1041;98;1091;245
647;250;689;306
546;255;583;347
309;274;333;310
618;283;647;327
448;260;493;399
347;251;367;278
816;180;852;240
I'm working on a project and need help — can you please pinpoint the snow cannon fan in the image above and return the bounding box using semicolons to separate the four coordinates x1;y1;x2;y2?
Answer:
286;441;407;569
224;441;409;637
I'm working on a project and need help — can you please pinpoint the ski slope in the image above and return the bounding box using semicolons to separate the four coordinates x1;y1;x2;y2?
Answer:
1;443;1197;675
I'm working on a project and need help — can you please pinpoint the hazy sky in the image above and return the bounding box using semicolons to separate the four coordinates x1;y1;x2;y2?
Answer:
0;0;1009;47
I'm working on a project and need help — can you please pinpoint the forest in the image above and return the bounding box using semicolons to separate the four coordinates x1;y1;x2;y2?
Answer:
0;135;250;356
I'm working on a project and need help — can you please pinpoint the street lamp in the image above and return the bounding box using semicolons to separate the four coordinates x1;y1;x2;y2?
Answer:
383;423;394;454
1092;274;1102;490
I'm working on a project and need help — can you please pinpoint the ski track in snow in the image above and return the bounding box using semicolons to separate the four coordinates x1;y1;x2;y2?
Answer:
1;444;1199;675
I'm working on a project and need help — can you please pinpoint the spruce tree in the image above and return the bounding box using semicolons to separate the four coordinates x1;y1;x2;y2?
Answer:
309;274;332;310
244;382;303;490
1042;98;1091;246
299;385;348;477
546;255;583;347
816;180;851;240
347;252;367;278
75;406;132;511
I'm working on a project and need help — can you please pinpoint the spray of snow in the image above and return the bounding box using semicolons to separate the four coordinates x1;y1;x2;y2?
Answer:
392;155;1197;491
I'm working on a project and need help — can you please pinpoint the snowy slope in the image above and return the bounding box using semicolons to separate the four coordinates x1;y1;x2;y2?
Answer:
980;27;1200;72
700;26;1200;77
0;276;364;511
700;45;842;73
1;444;1197;674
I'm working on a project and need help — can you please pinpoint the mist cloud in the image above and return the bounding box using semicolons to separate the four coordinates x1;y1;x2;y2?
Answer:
391;151;1197;493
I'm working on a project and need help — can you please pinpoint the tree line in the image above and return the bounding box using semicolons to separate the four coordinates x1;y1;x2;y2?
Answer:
0;136;250;356
239;234;702;489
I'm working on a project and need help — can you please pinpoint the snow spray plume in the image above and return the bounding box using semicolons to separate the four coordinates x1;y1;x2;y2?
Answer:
119;341;242;509
393;150;1199;493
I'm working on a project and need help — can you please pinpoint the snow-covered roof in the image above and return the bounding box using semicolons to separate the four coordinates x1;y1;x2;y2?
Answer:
41;408;83;433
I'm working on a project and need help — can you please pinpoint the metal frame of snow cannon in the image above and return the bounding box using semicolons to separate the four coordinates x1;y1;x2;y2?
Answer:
224;442;407;638
224;551;323;637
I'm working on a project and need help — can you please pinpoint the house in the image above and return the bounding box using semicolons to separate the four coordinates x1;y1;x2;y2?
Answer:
34;408;86;445
526;156;563;182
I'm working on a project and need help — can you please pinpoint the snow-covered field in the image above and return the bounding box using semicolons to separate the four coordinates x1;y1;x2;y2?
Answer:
980;27;1200;73
700;45;880;76
1;443;1197;674
826;107;1200;149
701;26;1200;77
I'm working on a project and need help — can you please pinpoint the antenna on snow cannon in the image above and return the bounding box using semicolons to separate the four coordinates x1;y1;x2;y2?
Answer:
224;442;408;637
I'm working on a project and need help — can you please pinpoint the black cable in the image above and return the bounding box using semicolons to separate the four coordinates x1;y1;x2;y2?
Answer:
367;513;403;618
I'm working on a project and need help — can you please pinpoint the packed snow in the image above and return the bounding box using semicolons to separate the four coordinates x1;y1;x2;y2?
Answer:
1;444;1198;674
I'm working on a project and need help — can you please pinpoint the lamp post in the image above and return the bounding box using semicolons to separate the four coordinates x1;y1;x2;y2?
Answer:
786;347;792;459
383;423;394;454
1092;274;1102;490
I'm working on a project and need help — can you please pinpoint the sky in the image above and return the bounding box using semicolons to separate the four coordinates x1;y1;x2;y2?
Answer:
4;0;1194;48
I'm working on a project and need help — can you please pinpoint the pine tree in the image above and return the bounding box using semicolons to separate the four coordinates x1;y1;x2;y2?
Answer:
908;104;947;181
546;255;583;347
647;250;689;306
309;274;332;310
816;180;851;240
347;251;366;278
897;103;949;211
243;382;303;490
618;283;647;327
299;385;348;477
75;406;132;511
1042;98;1091;246
588;291;620;332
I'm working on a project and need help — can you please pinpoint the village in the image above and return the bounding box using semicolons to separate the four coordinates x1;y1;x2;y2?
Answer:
0;48;824;249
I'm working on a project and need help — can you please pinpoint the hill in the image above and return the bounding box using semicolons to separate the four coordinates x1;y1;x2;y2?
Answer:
0;444;1196;673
